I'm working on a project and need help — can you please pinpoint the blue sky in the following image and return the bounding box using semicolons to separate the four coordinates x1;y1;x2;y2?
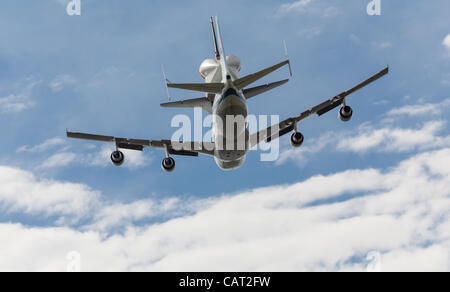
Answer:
0;0;449;271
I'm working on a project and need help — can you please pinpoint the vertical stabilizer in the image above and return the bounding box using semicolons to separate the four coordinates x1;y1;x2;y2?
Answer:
214;16;230;82
210;17;220;61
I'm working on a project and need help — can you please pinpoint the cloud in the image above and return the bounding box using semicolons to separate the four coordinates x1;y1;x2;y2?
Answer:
276;131;338;166
386;99;450;117
17;137;66;153
49;75;77;93
0;166;100;222
337;121;450;153
40;152;77;169
278;120;450;164
0;165;187;228
443;34;450;51
0;147;449;271
277;0;313;15
87;197;203;231
85;145;152;169
18;138;152;170
278;98;450;165
276;0;340;17
0;78;41;113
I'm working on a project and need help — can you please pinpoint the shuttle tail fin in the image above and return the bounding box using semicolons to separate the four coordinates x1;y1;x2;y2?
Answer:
214;16;230;82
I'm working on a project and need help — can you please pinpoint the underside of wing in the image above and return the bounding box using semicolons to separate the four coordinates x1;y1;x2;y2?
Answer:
67;131;215;156
167;82;224;94
243;79;289;99
160;97;212;113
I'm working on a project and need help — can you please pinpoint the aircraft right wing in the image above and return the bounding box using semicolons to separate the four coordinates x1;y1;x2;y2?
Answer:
66;131;215;156
250;66;389;148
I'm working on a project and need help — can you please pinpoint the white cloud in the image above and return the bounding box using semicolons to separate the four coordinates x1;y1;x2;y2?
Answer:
0;147;449;271
386;99;450;117
443;34;450;51
86;145;152;169
277;99;450;164
0;78;40;113
0;166;100;221
49;75;77;92
337;121;450;153
18;138;152;170
278;0;313;14
40;152;77;169
277;131;337;166
17;137;66;153
276;0;340;17
88;197;200;231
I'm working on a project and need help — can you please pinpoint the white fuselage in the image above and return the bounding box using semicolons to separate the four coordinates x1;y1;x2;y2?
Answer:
199;56;249;170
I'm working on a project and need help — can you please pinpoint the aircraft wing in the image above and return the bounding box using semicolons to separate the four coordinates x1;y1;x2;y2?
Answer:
250;66;389;148
233;60;290;90
66;131;215;156
160;97;212;113
243;79;289;99
167;82;224;94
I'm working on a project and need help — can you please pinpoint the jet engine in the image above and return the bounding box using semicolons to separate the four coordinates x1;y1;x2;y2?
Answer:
290;132;304;148
161;157;176;172
110;150;125;166
339;105;353;122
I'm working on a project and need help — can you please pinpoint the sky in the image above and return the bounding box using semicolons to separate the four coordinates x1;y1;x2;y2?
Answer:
0;0;449;271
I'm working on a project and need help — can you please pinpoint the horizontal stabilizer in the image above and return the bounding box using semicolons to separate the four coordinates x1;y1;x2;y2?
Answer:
233;60;290;90
243;79;289;99
160;97;212;113
167;82;224;94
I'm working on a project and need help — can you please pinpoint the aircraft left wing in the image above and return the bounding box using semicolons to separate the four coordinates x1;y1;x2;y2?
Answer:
160;97;212;113
250;66;389;148
66;131;215;156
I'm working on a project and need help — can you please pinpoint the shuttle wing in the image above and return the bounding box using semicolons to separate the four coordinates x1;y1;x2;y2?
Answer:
233;60;290;90
160;97;212;113
243;79;289;99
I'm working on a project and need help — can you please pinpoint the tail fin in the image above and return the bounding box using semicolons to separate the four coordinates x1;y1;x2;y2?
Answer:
210;17;220;61
214;16;230;81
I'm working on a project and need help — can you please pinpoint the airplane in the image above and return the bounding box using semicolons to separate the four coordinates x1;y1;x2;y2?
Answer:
67;17;389;172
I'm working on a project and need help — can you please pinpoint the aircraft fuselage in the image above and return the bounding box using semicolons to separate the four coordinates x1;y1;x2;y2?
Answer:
212;80;249;170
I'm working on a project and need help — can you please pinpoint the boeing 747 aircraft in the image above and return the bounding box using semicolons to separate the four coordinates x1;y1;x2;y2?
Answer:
67;17;389;172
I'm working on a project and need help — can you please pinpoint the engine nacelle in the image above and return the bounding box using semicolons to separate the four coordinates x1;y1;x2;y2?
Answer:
339;106;353;122
161;157;176;172
290;132;304;148
110;150;125;166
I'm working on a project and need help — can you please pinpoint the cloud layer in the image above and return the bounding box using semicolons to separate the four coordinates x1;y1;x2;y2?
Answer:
0;145;449;271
